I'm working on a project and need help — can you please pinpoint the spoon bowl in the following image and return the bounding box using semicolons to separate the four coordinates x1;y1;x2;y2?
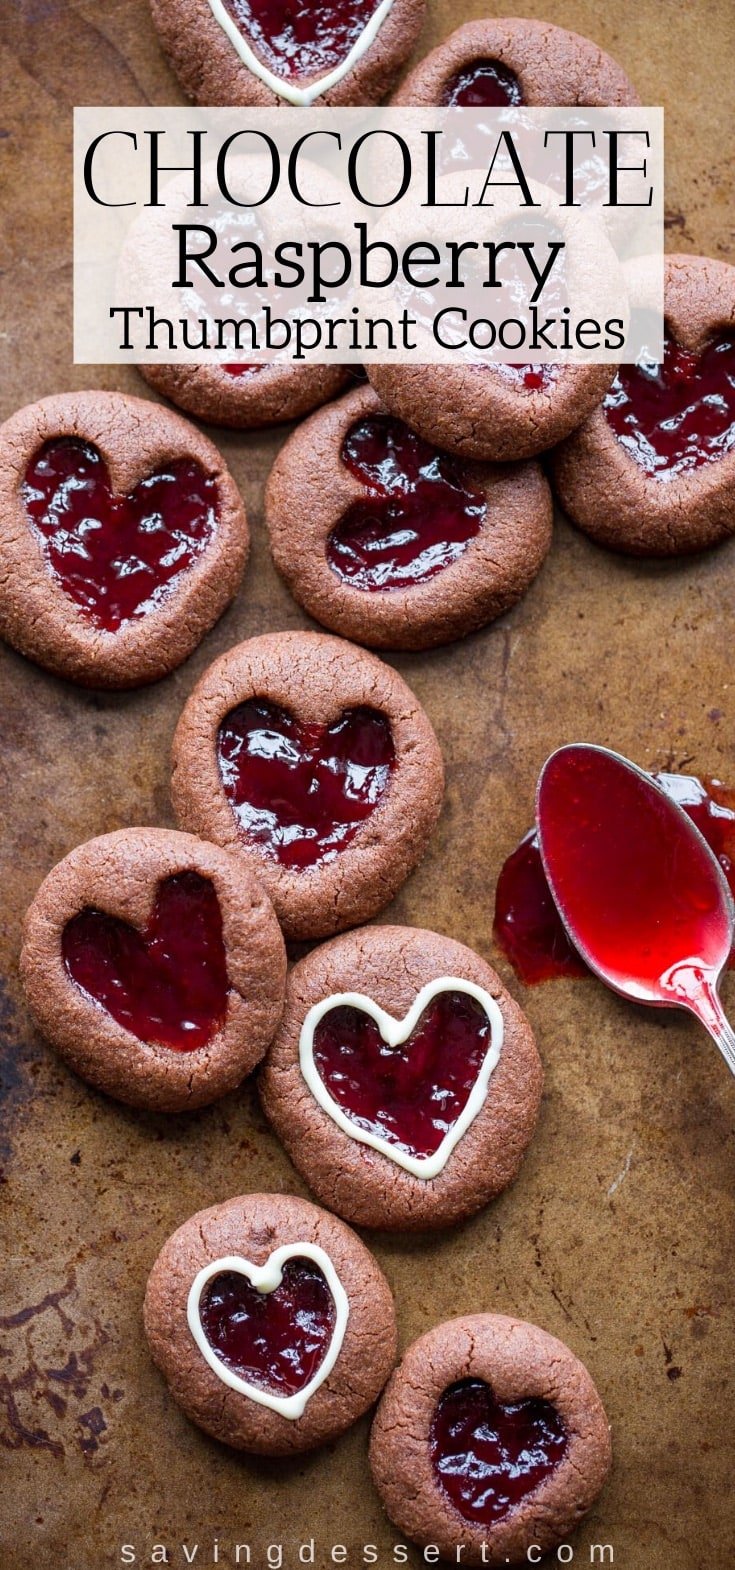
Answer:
535;743;735;1077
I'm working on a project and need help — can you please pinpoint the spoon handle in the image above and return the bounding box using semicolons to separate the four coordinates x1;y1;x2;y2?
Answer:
689;981;735;1079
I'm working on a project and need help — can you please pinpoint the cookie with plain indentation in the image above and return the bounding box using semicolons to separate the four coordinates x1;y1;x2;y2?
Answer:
551;254;735;555
0;391;248;687
140;362;351;431
370;1314;611;1567
20;827;286;1112
392;17;639;109
259;925;543;1230
144;1191;397;1455
150;0;426;108
265;385;553;650
170;631;444;941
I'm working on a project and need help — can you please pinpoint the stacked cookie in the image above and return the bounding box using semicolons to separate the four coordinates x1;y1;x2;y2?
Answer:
7;10;734;1568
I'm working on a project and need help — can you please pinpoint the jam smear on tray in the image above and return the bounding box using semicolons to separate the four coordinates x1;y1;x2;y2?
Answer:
431;1378;568;1526
224;0;385;80
494;771;735;985
217;700;395;869
605;334;735;477
443;58;524;108
312;990;493;1159
200;1259;336;1394
328;415;487;591
22;439;218;632
63;872;228;1050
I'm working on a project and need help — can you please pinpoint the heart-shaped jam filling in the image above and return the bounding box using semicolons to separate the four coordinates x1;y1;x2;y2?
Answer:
311;990;493;1159
199;1259;337;1395
431;1379;568;1526
604;333;735;477
62;872;228;1051
443;58;524;108
22;440;218;631
327;415;487;591
217;700;395;869
223;0;385;82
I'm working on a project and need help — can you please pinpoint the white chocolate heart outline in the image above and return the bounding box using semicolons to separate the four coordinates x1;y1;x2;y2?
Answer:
187;1242;350;1418
203;0;395;105
299;975;504;1180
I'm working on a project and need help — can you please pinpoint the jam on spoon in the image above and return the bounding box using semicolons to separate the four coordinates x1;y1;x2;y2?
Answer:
535;744;735;1077
494;771;735;986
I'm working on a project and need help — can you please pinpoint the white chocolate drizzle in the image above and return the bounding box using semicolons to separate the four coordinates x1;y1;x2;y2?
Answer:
202;0;396;106
299;975;504;1180
186;1242;349;1418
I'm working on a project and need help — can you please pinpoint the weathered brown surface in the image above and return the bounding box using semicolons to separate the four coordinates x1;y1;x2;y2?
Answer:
0;2;734;1567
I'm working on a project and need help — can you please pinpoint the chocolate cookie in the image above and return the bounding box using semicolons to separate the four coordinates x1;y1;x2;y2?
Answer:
140;363;351;431
150;0;426;108
144;1191;397;1455
370;1315;612;1566
367;361;615;465
392;18;639;108
170;631;444;941
20;827;286;1112
0;392;248;688
260;925;543;1230
551;255;735;555
265;385;553;650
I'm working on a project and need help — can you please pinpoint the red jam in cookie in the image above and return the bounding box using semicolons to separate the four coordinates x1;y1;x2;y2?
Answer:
199;1259;336;1395
605;335;735;477
62;872;228;1050
431;1379;568;1525
497;364;556;392
217;700;395;869
224;0;385;81
223;365;262;378
494;772;735;985
443;59;524;107
328;415;487;591
312;990;492;1159
22;440;218;631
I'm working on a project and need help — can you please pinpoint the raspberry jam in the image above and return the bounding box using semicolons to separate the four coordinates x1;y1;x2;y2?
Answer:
431;1380;568;1526
443;59;524;108
199;1260;336;1395
312;990;493;1159
225;0;384;80
536;748;733;1004
328;415;487;591
496;363;556;393
22;440;218;632
62;873;228;1051
605;334;735;477
223;364;262;378
217;700;395;869
494;771;735;986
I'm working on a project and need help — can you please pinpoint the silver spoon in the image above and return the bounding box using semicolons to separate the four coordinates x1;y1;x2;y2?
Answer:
535;742;735;1078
